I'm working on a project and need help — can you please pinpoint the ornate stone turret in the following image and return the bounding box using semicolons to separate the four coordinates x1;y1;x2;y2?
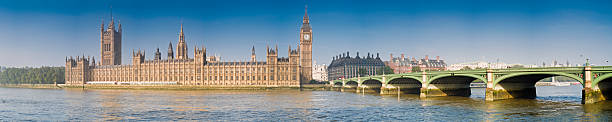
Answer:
65;55;92;85
251;45;256;62
154;48;162;60
100;20;104;33
118;20;122;33
289;45;300;65
108;16;115;30
132;49;145;65
176;23;188;59
91;57;96;66
302;5;310;31
100;12;122;65
266;45;278;64
194;46;207;65
168;42;174;60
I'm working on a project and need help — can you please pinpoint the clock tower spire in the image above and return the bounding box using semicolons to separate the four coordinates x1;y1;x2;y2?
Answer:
299;5;313;83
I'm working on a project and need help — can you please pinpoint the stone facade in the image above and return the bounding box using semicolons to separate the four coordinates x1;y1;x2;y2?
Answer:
65;10;312;87
312;62;327;82
384;54;446;73
327;52;385;81
100;17;122;65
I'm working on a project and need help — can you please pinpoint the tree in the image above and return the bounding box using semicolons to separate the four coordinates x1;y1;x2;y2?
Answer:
308;80;327;84
376;66;394;75
510;65;524;69
411;66;421;72
460;66;472;70
0;67;64;84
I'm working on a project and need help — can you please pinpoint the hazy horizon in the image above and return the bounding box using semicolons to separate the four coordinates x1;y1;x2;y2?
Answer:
1;0;611;67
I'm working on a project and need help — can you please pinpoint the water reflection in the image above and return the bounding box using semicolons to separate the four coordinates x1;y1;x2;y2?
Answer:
0;86;610;121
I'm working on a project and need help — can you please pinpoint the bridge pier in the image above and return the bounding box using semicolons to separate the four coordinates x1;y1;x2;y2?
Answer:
341;86;357;92
357;85;381;93
583;87;605;104
420;84;471;97
485;83;536;101
582;66;606;104
331;83;343;91
331;86;342;91
380;84;421;95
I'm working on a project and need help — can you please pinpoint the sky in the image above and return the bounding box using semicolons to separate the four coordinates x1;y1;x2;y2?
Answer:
0;0;611;67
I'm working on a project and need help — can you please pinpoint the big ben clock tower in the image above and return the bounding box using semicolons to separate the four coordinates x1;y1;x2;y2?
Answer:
300;6;313;82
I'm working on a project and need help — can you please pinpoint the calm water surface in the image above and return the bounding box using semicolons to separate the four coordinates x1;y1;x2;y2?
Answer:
1;85;611;121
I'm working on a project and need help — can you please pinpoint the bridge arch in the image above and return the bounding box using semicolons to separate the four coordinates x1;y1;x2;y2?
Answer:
491;72;583;99
360;79;383;93
493;72;584;86
386;76;423;84
359;77;383;84
423;74;486;97
426;74;486;85
330;80;339;84
592;73;612;100
593;73;612;87
345;81;358;87
385;77;423;94
333;82;343;87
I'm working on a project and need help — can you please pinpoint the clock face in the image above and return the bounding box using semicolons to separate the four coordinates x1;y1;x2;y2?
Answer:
303;34;310;40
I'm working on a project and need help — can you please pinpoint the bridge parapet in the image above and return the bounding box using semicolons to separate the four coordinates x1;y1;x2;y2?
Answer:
326;66;612;104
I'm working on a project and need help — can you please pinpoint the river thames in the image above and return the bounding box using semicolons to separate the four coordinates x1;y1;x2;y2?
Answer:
0;85;610;121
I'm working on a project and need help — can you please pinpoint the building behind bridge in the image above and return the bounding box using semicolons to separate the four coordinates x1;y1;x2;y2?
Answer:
327;52;385;81
312;61;328;82
385;54;447;74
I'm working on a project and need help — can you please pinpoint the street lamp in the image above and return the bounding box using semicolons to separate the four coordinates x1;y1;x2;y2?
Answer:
586;58;590;66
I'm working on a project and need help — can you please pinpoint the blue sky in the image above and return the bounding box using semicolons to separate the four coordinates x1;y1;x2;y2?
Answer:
0;0;611;67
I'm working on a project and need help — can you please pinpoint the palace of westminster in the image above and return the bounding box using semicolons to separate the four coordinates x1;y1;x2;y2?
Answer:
65;9;313;86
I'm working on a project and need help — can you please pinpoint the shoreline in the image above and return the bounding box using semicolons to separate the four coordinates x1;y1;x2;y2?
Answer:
0;84;331;90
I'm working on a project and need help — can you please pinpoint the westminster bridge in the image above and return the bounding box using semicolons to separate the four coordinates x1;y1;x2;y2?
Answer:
329;66;612;104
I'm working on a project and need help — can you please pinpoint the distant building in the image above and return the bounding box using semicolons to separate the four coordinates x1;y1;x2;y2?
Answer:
448;61;490;70
312;61;327;82
327;52;385;81
384;54;446;73
448;61;530;70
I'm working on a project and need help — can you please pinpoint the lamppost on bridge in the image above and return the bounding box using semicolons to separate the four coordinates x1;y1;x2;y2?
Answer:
580;54;591;66
586;58;590;66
